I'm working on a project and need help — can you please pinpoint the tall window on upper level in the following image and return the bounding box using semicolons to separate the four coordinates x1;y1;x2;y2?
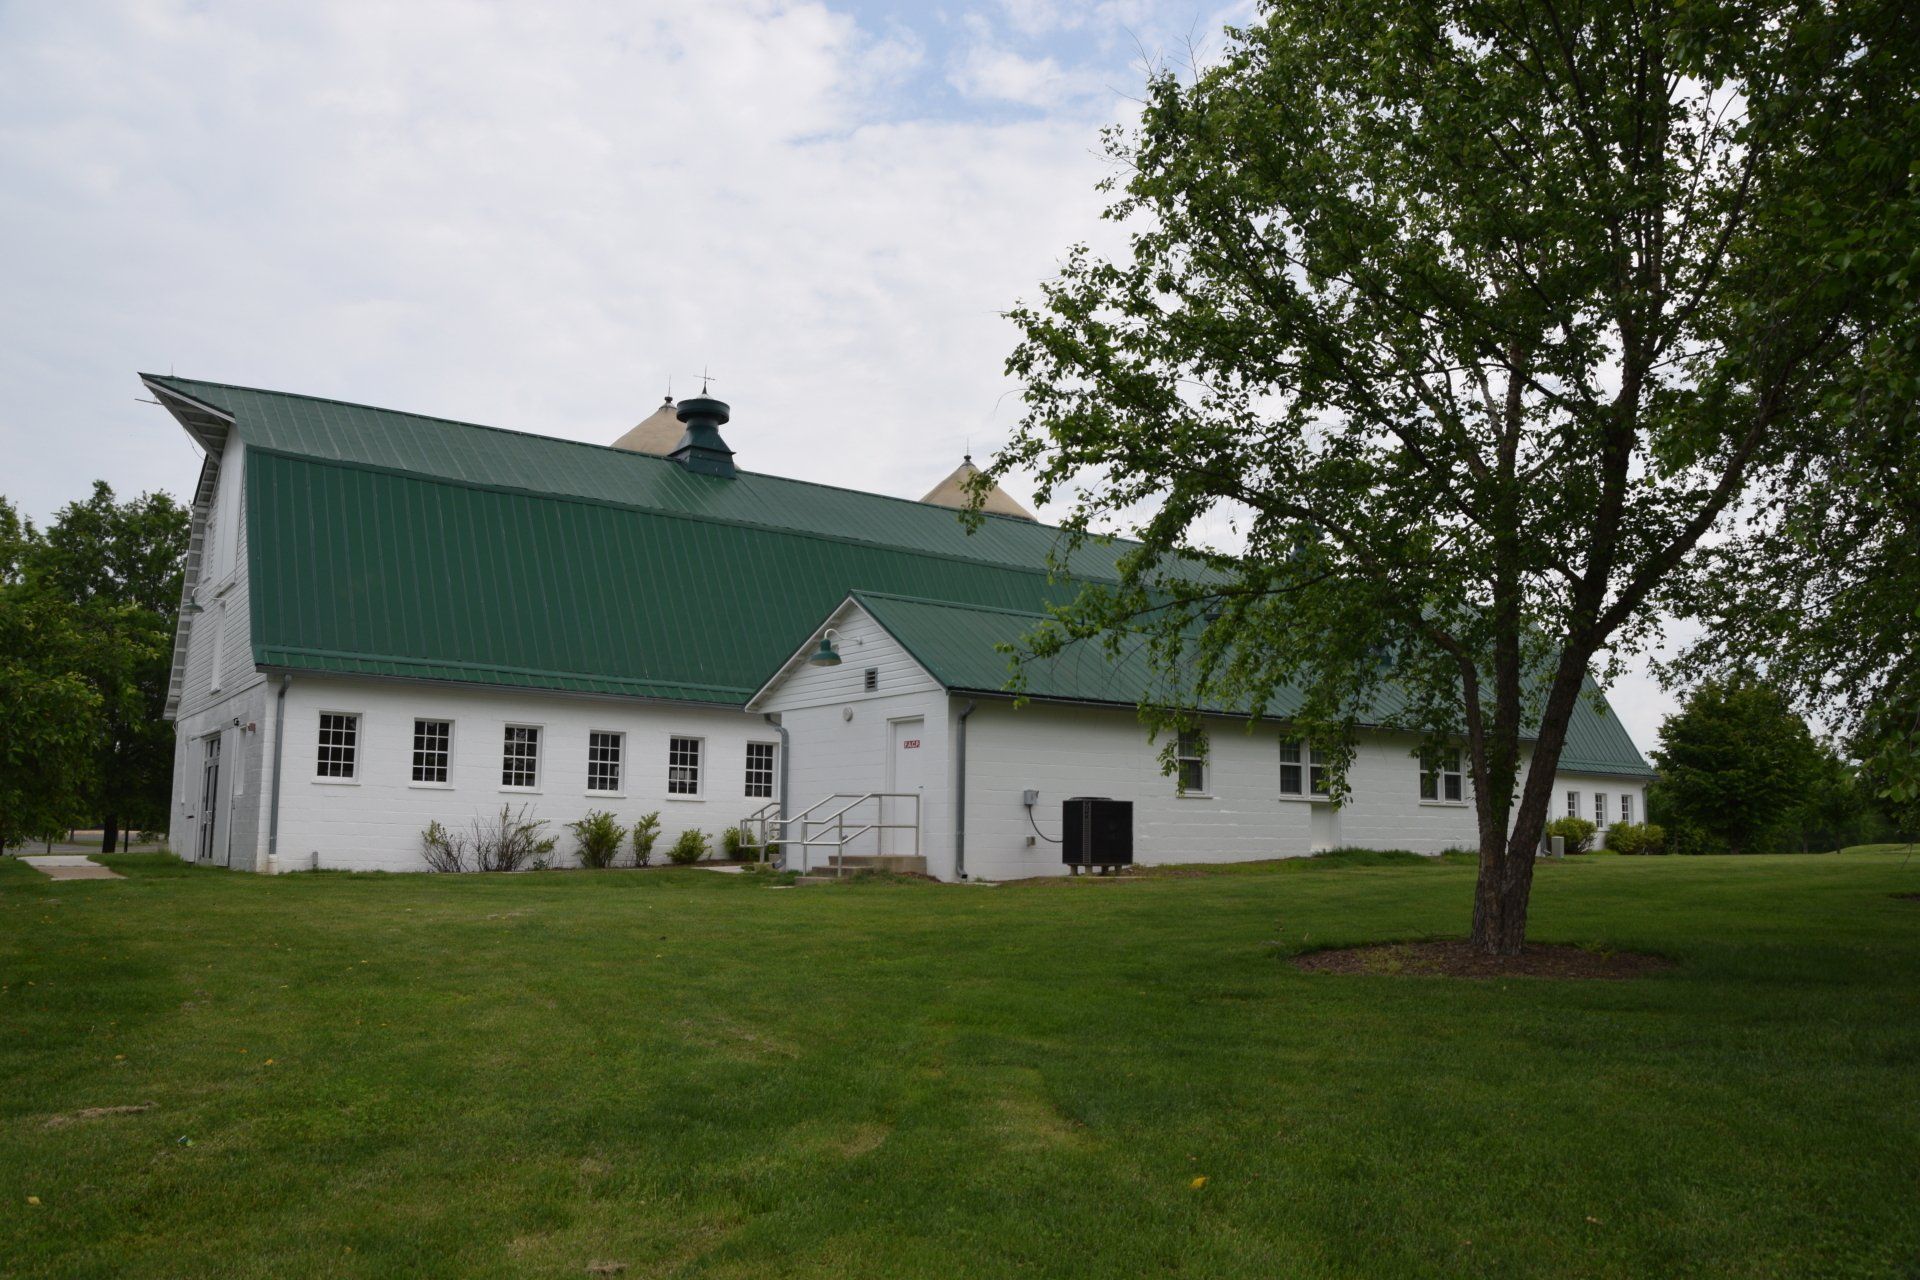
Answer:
316;713;359;779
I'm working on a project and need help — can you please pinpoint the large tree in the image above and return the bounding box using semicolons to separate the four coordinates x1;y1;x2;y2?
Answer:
991;0;1917;951
28;483;188;852
1649;678;1817;854
0;498;101;848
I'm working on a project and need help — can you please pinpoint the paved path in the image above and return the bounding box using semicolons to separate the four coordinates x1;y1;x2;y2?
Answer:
19;856;124;881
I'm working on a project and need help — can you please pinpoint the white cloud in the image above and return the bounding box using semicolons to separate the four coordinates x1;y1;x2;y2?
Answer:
947;43;1111;107
0;0;1681;752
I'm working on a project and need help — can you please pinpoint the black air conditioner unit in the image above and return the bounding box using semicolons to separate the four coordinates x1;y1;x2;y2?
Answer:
1062;797;1133;873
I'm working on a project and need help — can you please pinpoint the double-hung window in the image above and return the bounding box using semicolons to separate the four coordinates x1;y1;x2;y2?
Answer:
412;719;451;784
502;725;541;789
1175;730;1208;795
1567;790;1580;819
745;742;777;799
1594;792;1609;829
316;713;359;780
668;736;703;796
1279;741;1331;797
1421;749;1464;803
587;731;623;794
1621;793;1633;825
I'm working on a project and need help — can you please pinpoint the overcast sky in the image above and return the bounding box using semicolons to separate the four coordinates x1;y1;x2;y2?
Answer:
0;0;1683;751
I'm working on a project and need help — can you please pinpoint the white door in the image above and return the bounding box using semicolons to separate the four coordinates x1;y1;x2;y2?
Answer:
197;734;222;863
884;718;925;856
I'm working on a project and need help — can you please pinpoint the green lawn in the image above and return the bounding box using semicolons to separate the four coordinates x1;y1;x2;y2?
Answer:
3;851;1916;1279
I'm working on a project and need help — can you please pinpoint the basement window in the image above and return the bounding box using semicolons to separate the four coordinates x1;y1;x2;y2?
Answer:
1175;730;1208;796
502;725;541;790
316;713;359;780
745;742;777;798
668;736;703;796
411;719;452;785
1420;750;1464;803
587;731;624;794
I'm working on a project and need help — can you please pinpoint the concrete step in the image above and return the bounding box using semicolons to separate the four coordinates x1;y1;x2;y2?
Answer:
794;854;929;881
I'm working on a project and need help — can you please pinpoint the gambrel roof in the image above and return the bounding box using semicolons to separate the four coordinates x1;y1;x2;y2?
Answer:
144;374;1654;775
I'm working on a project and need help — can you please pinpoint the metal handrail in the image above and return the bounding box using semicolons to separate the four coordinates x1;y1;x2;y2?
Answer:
739;791;921;877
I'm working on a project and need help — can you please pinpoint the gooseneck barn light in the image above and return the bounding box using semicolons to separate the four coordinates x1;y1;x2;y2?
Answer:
807;627;843;667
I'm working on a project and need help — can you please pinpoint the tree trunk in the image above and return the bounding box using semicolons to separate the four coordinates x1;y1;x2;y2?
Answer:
99;815;118;855
1468;649;1592;955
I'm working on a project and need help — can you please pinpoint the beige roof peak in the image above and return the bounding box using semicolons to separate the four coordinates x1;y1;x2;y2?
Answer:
919;457;1036;521
612;398;684;455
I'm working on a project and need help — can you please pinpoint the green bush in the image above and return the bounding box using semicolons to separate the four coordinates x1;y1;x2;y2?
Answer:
667;828;710;866
721;825;745;860
631;811;662;866
1545;816;1596;855
1607;821;1668;856
567;809;627;869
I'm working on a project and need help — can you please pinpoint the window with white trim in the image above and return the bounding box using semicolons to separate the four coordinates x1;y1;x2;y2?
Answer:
412;719;451;784
1279;740;1331;796
1595;792;1608;828
1567;790;1580;819
587;731;623;794
1420;749;1464;803
1175;730;1208;795
316;713;358;779
1621;793;1633;825
668;736;703;796
502;725;540;789
745;741;777;799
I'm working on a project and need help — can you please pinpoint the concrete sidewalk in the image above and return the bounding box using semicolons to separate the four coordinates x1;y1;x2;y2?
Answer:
19;856;124;881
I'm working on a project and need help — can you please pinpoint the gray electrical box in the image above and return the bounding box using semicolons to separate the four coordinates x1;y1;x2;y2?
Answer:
1022;789;1040;807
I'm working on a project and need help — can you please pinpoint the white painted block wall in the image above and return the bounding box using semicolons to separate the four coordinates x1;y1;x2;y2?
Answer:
269;677;782;872
757;607;953;876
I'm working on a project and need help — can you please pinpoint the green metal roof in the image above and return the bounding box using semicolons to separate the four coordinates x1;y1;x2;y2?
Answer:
149;375;1130;580
849;593;1654;776
151;374;1650;775
242;450;1083;706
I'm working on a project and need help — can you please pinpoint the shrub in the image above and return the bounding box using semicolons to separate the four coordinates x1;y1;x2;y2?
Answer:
721;825;746;860
631;811;662;866
472;804;556;872
667;828;710;865
1607;821;1669;856
420;820;470;872
1545;816;1596;855
568;809;627;869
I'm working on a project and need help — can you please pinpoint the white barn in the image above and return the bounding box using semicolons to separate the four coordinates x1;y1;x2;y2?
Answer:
148;374;1654;879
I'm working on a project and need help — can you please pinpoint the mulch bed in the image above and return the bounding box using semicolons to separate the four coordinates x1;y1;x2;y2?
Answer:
1290;940;1671;980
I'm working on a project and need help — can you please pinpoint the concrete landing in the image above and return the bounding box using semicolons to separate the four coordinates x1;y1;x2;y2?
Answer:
20;856;123;881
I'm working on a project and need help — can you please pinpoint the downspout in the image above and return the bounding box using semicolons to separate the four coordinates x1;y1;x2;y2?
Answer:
763;710;789;839
954;700;977;881
266;674;290;871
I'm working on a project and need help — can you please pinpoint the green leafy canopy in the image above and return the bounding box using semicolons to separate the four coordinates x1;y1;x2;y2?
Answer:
988;0;1917;951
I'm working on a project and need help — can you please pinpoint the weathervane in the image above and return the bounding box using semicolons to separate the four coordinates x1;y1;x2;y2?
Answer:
700;365;716;396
